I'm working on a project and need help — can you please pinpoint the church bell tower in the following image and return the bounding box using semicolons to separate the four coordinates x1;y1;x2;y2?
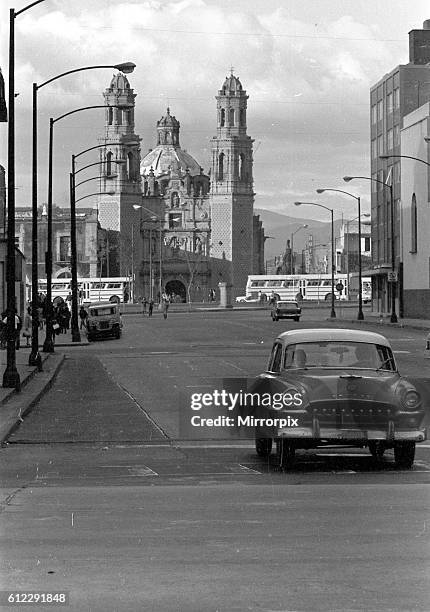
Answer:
98;72;142;279
210;71;254;297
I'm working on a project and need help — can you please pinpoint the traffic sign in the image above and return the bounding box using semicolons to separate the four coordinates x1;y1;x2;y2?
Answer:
387;271;397;282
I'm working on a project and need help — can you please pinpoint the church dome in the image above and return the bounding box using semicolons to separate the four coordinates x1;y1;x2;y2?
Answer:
140;107;202;178
108;72;130;91
221;74;243;94
140;145;201;178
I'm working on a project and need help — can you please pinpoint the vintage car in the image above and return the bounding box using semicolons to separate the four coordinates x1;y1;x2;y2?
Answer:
251;328;427;469
236;294;262;304
86;301;122;341
271;300;301;322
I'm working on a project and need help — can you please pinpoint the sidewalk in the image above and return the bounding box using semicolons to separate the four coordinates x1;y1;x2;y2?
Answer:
0;333;89;444
331;308;430;332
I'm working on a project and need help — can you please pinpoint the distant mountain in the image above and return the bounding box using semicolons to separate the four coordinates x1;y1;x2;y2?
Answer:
254;208;343;260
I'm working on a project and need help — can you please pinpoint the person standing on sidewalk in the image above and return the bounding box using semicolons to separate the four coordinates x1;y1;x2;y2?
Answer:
142;297;148;316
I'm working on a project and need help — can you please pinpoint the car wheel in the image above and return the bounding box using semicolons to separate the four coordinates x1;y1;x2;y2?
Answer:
255;438;272;458
324;293;332;301
294;317;300;322
276;438;295;470
368;441;385;461
394;441;416;469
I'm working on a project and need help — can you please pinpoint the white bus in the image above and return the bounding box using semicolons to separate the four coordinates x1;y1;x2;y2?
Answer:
38;277;130;304
245;274;371;302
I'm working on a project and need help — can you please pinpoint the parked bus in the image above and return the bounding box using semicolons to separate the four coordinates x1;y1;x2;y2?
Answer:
245;274;371;302
38;277;130;304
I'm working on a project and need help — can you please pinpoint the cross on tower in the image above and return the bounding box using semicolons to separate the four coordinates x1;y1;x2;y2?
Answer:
230;66;234;76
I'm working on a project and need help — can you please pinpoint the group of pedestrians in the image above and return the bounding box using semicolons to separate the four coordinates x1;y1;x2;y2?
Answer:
139;293;171;319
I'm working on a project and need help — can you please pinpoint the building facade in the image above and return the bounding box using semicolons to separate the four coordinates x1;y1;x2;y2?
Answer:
370;19;430;316
400;102;430;317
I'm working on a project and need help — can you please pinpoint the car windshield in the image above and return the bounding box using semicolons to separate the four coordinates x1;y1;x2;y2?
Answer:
283;341;396;370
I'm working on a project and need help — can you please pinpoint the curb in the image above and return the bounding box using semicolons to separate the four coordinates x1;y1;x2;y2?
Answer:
326;317;430;332
0;353;65;445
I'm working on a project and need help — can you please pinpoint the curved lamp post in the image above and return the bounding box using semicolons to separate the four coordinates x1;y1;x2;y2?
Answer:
3;0;47;390
295;201;336;318
43;109;131;353
344;175;397;323
316;187;364;320
69;188;115;342
29;61;135;366
140;204;164;300
290;224;308;274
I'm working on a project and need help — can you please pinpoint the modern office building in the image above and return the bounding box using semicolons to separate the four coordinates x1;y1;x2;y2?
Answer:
370;19;430;316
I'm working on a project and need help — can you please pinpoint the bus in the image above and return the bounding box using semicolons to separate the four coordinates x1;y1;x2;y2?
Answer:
38;277;130;304
245;274;371;303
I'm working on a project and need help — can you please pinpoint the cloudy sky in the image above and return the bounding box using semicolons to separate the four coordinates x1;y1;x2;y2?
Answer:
1;0;429;222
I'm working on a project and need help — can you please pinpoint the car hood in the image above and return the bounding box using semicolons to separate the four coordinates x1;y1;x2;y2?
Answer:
255;369;401;402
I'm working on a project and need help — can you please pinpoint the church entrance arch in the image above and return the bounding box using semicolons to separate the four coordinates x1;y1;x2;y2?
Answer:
165;280;186;303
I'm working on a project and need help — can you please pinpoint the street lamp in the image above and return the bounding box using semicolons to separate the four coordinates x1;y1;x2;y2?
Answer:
295;201;336;318
140;204;164;300
316;187;365;320
69;188;115;342
290;225;308;274
3;0;47;390
29;61;135;367
344;175;397;323
43;109;130;353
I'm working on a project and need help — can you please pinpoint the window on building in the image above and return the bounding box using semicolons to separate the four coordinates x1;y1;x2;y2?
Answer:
229;108;235;126
387;128;393;150
394;162;401;183
168;213;181;229
106;151;113;176
393;125;400;146
59;235;71;261
218;152;224;181
411;194;417;253
239;109;245;126
371;139;377;160
239;153;245;181
127;152;133;180
393;88;400;109
220;109;225;127
377;135;383;156
108;107;113;125
377;100;383;121
386;92;393;114
371;105;377;124
364;236;371;252
116;108;122;125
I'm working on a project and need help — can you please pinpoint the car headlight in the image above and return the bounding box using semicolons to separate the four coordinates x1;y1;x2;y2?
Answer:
396;381;422;410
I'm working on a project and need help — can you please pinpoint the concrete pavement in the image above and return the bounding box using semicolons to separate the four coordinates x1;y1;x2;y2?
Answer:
1;306;430;446
0;333;89;444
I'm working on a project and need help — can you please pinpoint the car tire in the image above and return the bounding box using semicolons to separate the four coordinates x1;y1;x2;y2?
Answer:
276;438;295;470
294;317;300;322
255;438;272;458
394;441;416;469
368;441;385;461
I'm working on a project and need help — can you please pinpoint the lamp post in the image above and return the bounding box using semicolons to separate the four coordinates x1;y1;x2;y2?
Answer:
290;224;308;274
139;204;164;301
316;187;365;320
344;175;398;323
70;188;115;341
43;110;129;353
295;201;336;318
29;61;135;366
3;0;47;389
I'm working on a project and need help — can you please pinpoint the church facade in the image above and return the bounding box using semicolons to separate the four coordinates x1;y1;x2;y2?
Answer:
97;71;264;302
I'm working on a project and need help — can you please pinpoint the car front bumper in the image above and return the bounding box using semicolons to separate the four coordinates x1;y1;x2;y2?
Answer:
277;423;427;442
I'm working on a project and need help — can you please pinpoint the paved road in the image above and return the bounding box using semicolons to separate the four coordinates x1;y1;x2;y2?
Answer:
1;309;430;611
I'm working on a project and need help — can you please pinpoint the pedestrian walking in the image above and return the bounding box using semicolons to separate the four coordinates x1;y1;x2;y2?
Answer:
22;310;32;347
79;305;88;330
148;298;154;317
161;292;170;320
142;297;148;315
